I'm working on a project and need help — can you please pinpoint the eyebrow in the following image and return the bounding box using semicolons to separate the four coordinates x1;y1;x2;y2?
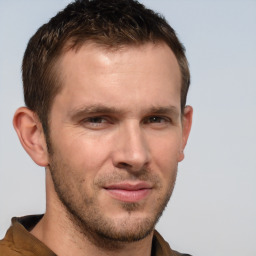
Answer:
69;104;125;120
69;104;180;120
148;106;180;117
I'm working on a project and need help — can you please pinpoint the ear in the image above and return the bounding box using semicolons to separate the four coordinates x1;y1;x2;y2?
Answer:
178;105;193;162
13;107;49;166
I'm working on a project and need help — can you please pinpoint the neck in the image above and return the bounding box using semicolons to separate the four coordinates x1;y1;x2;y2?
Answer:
31;169;154;256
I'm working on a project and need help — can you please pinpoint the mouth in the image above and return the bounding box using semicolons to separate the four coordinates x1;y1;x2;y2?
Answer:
103;182;152;203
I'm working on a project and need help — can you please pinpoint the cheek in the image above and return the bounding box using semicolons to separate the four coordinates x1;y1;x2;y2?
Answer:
148;134;181;191
54;132;113;175
149;133;182;167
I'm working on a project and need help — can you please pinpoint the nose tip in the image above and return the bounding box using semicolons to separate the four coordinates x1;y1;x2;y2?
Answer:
115;149;149;171
112;125;150;172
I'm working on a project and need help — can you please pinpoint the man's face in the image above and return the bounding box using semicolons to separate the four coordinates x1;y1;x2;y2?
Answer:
47;42;190;243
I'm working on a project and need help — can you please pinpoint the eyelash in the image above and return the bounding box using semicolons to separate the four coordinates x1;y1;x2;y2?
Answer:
143;116;171;124
87;117;108;123
81;115;172;129
81;116;110;127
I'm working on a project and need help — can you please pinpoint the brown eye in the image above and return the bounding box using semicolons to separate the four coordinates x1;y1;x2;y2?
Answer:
148;116;164;123
145;116;170;124
88;117;106;123
81;116;111;130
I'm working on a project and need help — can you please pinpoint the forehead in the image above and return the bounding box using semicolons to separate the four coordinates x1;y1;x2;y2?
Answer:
58;41;180;80
53;42;181;115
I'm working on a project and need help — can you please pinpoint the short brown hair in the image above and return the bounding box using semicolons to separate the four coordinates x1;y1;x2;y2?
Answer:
22;0;190;135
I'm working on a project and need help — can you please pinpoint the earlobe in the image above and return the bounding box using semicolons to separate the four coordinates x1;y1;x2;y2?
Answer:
13;107;49;167
178;105;193;162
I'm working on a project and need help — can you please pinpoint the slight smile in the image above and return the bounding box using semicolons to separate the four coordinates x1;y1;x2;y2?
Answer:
104;182;152;203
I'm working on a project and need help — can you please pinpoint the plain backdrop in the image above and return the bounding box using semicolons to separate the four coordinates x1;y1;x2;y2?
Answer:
0;1;255;256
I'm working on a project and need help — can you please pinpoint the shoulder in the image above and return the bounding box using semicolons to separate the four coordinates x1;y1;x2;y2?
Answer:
172;250;192;256
0;245;22;256
0;215;55;256
153;230;192;256
0;230;23;256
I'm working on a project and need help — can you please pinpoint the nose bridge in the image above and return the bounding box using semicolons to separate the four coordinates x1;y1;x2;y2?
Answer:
113;120;150;170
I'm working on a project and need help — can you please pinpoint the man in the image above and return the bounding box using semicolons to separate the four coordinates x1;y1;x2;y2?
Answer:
0;0;193;255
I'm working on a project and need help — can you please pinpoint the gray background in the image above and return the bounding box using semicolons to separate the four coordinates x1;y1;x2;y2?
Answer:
0;1;255;256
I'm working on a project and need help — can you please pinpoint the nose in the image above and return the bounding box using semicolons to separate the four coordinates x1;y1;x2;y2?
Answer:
112;122;151;172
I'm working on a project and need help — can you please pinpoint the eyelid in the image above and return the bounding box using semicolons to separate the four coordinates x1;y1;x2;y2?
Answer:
87;116;108;123
143;115;172;124
79;114;173;129
79;115;117;130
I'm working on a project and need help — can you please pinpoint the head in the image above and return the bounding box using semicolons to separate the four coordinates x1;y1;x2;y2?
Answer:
14;0;193;248
22;0;190;140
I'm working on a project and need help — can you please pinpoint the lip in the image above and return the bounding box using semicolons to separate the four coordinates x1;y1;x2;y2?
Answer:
103;182;152;203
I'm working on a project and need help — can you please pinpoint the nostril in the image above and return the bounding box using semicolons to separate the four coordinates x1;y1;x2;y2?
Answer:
118;162;132;168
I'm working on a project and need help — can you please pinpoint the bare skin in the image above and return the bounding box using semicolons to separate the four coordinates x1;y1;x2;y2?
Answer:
14;42;192;256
